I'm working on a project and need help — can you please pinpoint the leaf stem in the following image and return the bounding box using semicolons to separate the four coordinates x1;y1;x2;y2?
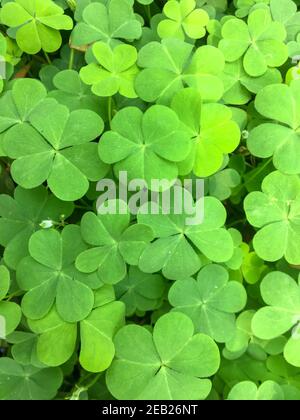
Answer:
227;218;247;228
235;157;273;194
68;48;75;70
4;290;23;301
108;96;113;127
44;51;52;65
145;4;151;24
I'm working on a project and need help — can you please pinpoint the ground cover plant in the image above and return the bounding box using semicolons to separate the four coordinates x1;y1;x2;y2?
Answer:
1;0;300;401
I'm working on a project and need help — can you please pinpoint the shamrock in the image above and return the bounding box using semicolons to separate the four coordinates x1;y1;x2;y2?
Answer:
219;9;288;77
288;33;300;59
3;99;108;201
171;88;240;177
247;81;300;174
241;250;269;284
0;79;47;155
115;266;166;316
28;287;125;372
157;0;209;40
1;0;73;54
0;186;73;269
270;0;300;42
75;201;154;284
227;380;284;400
138;191;234;280
196;0;227;18
106;312;220;400
99;105;192;186
208;168;241;200
225;310;256;355
234;0;270;18
244;171;300;264
17;226;102;322
169;265;247;342
8;331;42;367
222;59;282;105
135;39;225;104
48;69;106;116
71;0;142;47
252;271;300;367
0;265;21;337
0;358;63;400
80;42;139;98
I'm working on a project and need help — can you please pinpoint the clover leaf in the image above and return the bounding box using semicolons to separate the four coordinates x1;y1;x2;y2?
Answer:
138;191;234;280
0;265;21;337
171;88;240;177
28;290;125;372
0;358;63;400
227;380;284;400
196;0;227;18
234;0;270;18
244;171;300;264
99;105;192;186
208;168;241;200
48;69;106;116
80;42;139;98
135;39;225;104
76;201;154;284
17;226;102;322
222;59;282;105
219;9;288;77
157;0;209;40
270;0;300;42
247;81;300;174
0;79;48;155
252;271;300;367
71;0;142;47
0;186;73;269
3;99;107;201
106;312;220;400
169;264;247;342
115;266;166;316
1;0;73;54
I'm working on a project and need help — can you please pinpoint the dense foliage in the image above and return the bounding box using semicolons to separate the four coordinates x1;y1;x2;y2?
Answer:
0;0;300;401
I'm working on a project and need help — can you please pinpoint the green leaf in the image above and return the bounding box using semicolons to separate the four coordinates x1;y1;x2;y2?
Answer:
80;42;139;98
99;105;192;186
3;100;107;201
138;192;234;280
0;79;48;156
252;271;300;367
171;88;240;177
80;301;125;372
76;202;154;284
158;0;209;40
71;0;142;47
106;312;220;400
169;264;247;342
49;69;107;117
219;9;288;77
0;358;63;400
0;186;73;269
0;265;10;300
17;226;98;322
28;294;125;372
227;380;284;400
115;266;166;316
248;81;300;174
222;58;282;105
136;39;225;104
244;171;300;264
1;0;73;54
